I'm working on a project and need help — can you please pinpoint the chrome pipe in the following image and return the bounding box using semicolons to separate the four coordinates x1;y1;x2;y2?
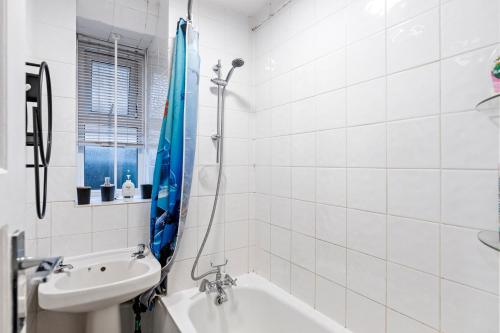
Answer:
187;0;193;21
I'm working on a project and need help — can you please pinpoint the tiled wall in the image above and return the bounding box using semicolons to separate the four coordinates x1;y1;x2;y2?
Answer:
165;0;255;293
251;0;499;332
23;0;160;259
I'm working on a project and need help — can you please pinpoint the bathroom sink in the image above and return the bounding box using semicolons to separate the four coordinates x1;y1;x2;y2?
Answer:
38;247;161;333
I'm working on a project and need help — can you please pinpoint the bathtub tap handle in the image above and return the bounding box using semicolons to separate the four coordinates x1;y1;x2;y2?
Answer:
210;259;228;270
224;274;237;286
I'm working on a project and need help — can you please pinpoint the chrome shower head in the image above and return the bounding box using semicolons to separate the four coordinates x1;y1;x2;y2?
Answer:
225;58;245;83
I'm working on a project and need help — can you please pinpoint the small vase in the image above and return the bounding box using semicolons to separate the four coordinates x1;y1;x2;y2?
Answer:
76;186;91;205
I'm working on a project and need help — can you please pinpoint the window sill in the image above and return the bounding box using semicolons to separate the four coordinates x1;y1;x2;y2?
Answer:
75;196;151;207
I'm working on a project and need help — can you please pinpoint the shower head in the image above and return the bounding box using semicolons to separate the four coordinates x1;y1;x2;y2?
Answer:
232;58;245;68
225;58;245;83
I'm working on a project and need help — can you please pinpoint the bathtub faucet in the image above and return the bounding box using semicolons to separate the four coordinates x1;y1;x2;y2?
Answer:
199;260;237;305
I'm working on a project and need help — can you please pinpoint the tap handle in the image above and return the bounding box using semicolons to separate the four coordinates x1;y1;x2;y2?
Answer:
210;259;228;271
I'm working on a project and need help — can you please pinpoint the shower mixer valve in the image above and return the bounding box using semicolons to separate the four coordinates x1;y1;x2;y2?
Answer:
199;260;237;306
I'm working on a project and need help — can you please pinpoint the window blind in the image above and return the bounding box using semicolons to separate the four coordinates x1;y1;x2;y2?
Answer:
77;36;145;147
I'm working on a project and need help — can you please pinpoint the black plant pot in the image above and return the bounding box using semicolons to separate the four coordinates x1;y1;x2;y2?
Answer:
141;184;153;199
76;186;91;205
100;185;115;202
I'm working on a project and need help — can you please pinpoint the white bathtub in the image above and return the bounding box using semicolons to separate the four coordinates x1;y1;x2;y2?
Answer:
159;273;350;333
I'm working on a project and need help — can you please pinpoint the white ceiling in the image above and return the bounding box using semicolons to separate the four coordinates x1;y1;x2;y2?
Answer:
204;0;269;16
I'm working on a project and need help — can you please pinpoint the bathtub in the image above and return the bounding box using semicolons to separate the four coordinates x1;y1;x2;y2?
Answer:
158;273;350;333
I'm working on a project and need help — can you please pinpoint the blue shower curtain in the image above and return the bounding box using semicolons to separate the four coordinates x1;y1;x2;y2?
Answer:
150;18;199;267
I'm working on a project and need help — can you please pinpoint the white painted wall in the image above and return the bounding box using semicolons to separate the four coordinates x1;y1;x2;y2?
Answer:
0;0;27;331
23;0;154;261
166;0;255;294
251;0;500;333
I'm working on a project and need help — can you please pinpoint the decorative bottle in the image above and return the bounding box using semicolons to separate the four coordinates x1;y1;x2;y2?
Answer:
122;173;136;199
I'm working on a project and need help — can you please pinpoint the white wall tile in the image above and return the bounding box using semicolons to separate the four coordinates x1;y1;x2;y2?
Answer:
271;72;292;107
92;205;128;232
388;216;439;274
289;0;315;36
314;10;346;57
346;291;386;333
291;98;316;133
270;225;291;260
271;167;291;197
316;129;346;167
314;49;346;94
253;247;271;279
225;220;249;250
315;89;346;130
347;168;387;213
291;232;315;271
291;63;315;101
270;254;291;292
291;264;316;307
441;111;498;169
271;105;291;136
347;78;386;126
387;309;438;333
315;276;346;325
52;202;91;236
316;240;346;286
316;204;346;246
291;28;316;68
387;9;440;73
291;200;315;237
255;221;270;251
347;209;386;258
271;136;291;166
441;225;499;294
292;167;316;201
176;227;198;260
442;170;498;230
346;32;386;84
225;193;249;222
346;0;385;43
52;233;91;257
291;133;316;166
388;169;440;222
226;247;249;277
387;0;439;27
92;229;127;252
347;250;386;303
387;62;440;120
347;123;386;167
127;202;149;228
442;280;499;333
387;263;440;328
271;196;291;229
387;116;440;168
316;168;346;206
441;0;499;57
441;45;499;113
127;226;148;247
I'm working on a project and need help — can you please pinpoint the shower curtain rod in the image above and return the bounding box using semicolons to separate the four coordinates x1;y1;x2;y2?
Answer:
187;0;193;21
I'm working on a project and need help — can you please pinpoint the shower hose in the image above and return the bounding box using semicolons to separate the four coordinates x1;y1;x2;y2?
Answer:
191;85;226;281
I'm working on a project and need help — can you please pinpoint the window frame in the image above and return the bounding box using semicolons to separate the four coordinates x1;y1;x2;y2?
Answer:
76;35;147;198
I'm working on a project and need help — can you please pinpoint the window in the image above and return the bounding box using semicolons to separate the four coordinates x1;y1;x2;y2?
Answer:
77;36;145;191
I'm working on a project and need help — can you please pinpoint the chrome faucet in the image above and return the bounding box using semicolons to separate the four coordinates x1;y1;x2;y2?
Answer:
199;260;237;305
54;263;73;274
12;231;63;333
132;244;146;259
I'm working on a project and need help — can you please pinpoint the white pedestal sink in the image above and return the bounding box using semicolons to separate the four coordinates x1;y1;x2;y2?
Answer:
38;247;161;333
